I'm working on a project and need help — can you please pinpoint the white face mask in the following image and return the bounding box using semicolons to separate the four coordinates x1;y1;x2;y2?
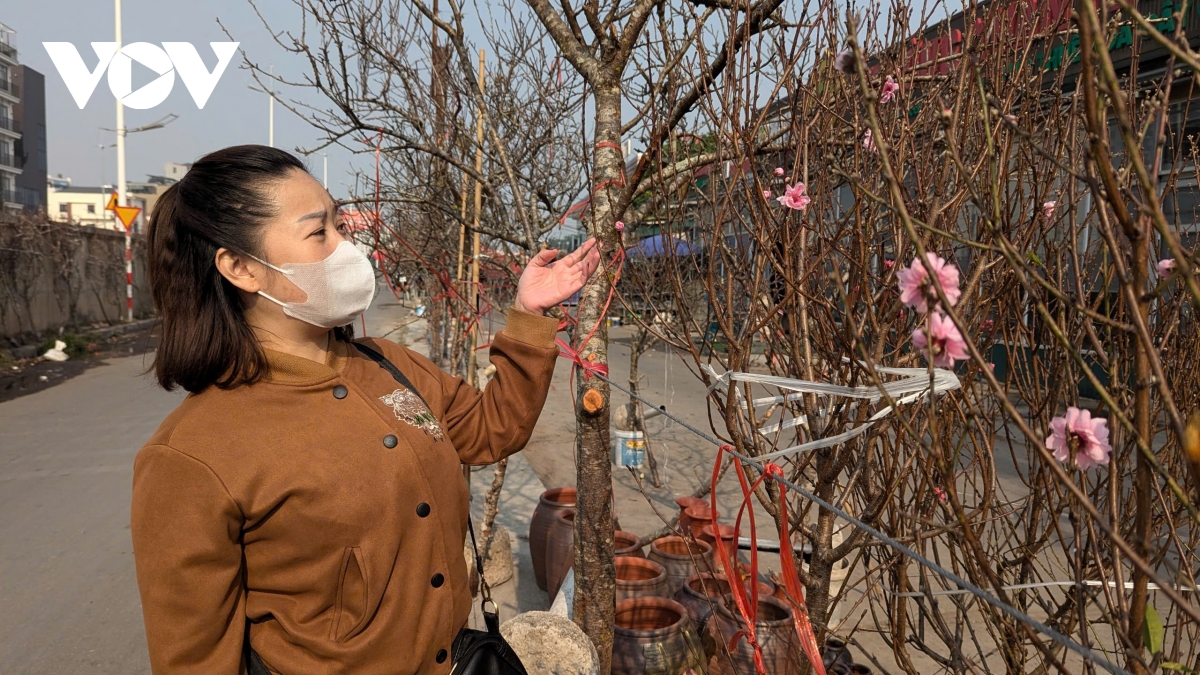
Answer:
252;240;377;328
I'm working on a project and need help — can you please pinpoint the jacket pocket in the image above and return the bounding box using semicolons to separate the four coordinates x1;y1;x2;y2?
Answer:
330;546;370;642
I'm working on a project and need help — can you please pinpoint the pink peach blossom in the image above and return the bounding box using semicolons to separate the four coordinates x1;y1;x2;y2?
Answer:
880;76;899;104
614;220;625;231
1157;258;1176;278
763;190;772;198
884;259;895;268
863;129;876;152
912;313;969;368
776;182;811;210
897;252;962;313
774;167;785;176
1042;201;1057;219
1046;407;1112;470
834;48;856;73
933;487;947;501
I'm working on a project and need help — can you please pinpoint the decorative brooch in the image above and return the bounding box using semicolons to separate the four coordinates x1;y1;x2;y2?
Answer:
379;389;444;442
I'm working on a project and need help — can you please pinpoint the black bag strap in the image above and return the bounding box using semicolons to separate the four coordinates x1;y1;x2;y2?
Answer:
353;340;501;634
352;342;428;407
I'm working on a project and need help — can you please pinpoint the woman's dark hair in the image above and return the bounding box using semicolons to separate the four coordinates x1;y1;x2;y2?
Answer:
148;144;351;393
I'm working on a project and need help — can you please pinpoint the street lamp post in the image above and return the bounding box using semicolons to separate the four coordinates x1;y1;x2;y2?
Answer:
115;0;130;320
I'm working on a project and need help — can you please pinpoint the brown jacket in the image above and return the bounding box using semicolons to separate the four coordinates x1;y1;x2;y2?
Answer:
131;309;560;674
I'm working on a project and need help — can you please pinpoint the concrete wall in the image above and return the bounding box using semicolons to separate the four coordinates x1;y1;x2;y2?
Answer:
0;217;152;342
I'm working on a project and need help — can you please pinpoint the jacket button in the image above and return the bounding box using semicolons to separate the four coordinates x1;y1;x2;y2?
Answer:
383;434;398;448
436;649;448;664
431;573;445;588
332;385;348;399
416;503;431;518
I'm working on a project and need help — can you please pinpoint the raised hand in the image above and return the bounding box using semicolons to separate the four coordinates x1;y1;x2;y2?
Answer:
514;238;602;315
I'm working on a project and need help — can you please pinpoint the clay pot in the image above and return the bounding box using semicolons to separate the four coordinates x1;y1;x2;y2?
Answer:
530;487;576;591
615;530;645;558
612;597;706;675
675;496;706;535
682;505;720;540
615;557;671;604
705;594;805;675
698;523;739;555
674;573;774;633
822;637;853;672
545;509;575;599
648;536;715;596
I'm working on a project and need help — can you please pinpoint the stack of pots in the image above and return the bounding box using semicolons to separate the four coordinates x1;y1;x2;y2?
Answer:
615;556;671;604
705;594;805;675
648;536;715;595
529;487;576;592
545;509;575;598
612;597;706;675
674;572;774;633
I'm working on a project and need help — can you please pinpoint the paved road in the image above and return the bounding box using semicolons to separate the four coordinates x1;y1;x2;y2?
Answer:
0;351;180;674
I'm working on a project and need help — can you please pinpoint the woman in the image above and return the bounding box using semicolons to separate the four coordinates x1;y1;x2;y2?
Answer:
130;145;599;674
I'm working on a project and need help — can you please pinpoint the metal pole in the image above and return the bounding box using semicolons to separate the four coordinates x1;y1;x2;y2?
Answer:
322;153;328;189
268;65;274;148
115;0;132;321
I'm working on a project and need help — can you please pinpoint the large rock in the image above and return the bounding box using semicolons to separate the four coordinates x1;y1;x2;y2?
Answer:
500;611;599;675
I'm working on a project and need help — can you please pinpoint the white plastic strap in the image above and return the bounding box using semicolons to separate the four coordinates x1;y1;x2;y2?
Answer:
702;363;961;459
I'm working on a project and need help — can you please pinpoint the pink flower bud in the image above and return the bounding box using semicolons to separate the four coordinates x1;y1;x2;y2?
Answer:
774;167;785;176
614;221;625;232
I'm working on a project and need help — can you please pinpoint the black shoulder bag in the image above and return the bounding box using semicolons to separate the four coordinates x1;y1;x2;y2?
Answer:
353;341;528;675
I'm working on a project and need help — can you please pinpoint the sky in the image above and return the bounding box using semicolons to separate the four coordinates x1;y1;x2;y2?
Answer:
4;0;369;199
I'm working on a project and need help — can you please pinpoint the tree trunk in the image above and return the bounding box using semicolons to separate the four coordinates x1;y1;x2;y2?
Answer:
572;81;623;675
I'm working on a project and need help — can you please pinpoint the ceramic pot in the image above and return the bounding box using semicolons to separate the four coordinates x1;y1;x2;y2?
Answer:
615;556;671;604
698;523;739;558
615;530;645;558
612;597;706;675
648;536;715;596
545;508;575;599
675;496;706;535
529;487;576;591
674;573;774;634
682;505;720;540
705;594;805;675
822;637;853;671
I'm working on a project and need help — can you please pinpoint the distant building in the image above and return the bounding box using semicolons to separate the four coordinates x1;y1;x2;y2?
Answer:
13;64;45;214
48;186;146;233
129;162;193;220
0;22;46;214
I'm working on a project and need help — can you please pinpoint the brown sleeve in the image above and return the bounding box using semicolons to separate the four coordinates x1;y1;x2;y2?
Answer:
131;444;246;674
401;307;560;466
